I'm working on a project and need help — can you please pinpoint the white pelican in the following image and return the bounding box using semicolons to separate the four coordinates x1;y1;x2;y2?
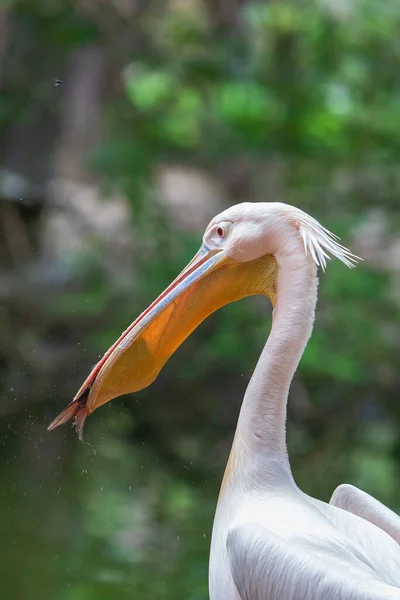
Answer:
49;202;400;599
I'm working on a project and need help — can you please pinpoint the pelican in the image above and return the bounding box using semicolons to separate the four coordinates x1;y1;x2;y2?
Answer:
48;202;400;599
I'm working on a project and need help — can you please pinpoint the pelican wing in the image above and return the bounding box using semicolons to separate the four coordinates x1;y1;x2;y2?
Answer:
330;484;400;545
227;523;400;600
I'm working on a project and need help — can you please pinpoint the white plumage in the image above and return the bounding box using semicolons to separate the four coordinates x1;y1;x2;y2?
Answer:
204;203;400;600
295;208;360;270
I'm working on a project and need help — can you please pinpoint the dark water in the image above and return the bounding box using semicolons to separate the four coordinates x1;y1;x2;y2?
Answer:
0;407;215;600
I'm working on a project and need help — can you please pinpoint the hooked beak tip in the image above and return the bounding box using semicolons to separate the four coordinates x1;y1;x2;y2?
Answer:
47;403;88;441
47;388;91;440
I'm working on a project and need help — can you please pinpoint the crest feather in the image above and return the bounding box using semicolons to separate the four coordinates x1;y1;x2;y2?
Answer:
295;212;360;271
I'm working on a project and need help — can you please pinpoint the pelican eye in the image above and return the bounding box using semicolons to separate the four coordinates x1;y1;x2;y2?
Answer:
216;226;224;238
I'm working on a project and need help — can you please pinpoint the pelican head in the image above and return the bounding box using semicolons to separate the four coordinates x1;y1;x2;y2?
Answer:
48;202;357;438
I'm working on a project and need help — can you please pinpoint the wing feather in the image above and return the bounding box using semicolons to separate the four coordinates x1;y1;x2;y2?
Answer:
227;523;400;600
330;484;400;545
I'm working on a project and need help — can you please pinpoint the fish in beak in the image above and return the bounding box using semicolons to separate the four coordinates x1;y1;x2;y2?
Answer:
48;245;277;439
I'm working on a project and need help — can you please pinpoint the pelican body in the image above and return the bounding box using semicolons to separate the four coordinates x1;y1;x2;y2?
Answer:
49;203;400;599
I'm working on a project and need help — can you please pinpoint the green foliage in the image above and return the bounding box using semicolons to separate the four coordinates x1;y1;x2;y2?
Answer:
126;69;177;111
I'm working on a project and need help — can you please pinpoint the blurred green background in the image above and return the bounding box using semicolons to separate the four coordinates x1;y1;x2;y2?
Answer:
0;1;400;598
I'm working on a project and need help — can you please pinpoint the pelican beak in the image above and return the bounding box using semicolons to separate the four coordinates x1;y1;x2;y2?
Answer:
48;245;277;439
